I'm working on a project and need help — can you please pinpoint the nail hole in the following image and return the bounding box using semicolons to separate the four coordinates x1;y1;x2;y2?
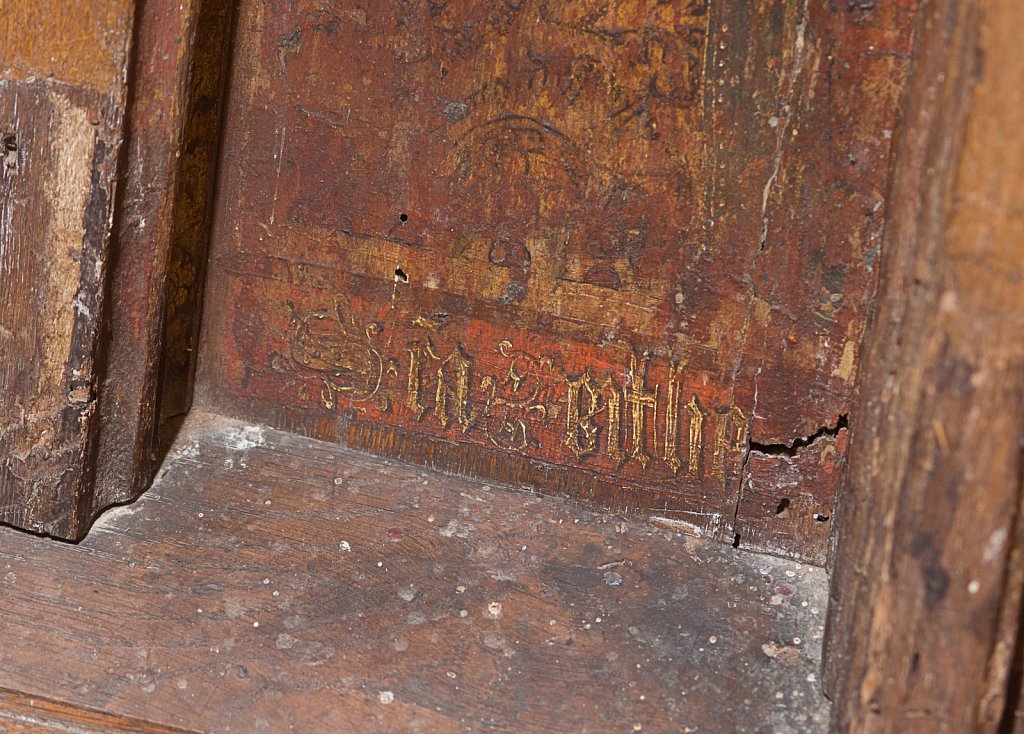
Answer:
399;213;408;223
813;513;830;523
2;133;17;170
394;267;409;283
731;533;741;549
775;498;791;516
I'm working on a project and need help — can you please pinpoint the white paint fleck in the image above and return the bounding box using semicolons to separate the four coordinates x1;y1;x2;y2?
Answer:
604;571;624;587
984;527;1009;563
439;519;473;538
176;441;201;459
968;580;981;594
223;425;266;451
487;602;503;618
379;691;394;705
339;541;351;552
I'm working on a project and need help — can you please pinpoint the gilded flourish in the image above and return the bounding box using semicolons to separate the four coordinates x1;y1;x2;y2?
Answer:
480;341;560;452
271;299;397;411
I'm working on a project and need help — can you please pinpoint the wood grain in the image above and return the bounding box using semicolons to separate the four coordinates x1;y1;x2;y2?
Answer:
0;412;830;733
0;0;235;538
0;1;135;539
0;689;195;734
92;0;236;519
196;0;918;563
823;0;1024;730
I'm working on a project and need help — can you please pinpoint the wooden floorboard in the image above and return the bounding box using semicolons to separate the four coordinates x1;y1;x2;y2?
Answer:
0;412;829;733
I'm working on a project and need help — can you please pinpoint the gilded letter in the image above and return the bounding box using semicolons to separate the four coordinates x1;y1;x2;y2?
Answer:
406;339;440;420
564;373;601;459
603;377;624;463
662;361;685;474
623;352;658;468
435;346;476;432
685;395;706;476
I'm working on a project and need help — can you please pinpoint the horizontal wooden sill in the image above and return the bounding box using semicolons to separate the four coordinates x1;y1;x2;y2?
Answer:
0;412;829;733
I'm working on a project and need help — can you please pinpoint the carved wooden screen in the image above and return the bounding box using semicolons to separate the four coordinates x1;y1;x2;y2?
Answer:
197;0;917;563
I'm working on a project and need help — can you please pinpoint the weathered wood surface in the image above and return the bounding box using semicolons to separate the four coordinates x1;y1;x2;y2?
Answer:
0;0;235;539
0;689;193;734
0;412;829;733
92;0;236;518
197;0;918;563
823;0;1024;730
0;1;135;538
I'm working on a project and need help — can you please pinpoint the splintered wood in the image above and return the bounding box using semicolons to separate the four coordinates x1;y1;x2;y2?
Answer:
0;1;135;538
198;1;917;562
0;0;235;539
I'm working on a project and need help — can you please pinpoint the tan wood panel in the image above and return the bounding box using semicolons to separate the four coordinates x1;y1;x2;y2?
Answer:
823;0;1024;730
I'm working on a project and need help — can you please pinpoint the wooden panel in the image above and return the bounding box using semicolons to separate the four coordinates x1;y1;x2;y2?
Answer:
0;411;830;733
92;0;236;517
0;79;128;538
823;0;1024;730
197;0;917;562
0;689;194;734
0;2;134;538
0;0;235;538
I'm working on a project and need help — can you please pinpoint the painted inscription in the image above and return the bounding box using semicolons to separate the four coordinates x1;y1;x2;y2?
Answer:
271;300;748;487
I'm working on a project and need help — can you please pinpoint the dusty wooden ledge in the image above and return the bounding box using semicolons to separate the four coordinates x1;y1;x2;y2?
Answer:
0;412;829;733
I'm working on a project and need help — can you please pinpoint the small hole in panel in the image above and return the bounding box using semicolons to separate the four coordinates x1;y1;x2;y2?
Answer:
399;213;408;223
731;533;741;549
2;133;17;170
813;513;830;523
394;267;409;283
775;498;791;516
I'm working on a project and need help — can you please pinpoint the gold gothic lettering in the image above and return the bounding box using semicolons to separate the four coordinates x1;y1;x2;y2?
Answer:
407;338;475;432
564;373;601;459
686;395;706;476
663;361;685;474
624;352;658;468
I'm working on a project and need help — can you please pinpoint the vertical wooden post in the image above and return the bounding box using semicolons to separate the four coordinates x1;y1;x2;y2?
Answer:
0;0;234;539
0;0;137;538
824;0;1024;731
91;0;236;521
